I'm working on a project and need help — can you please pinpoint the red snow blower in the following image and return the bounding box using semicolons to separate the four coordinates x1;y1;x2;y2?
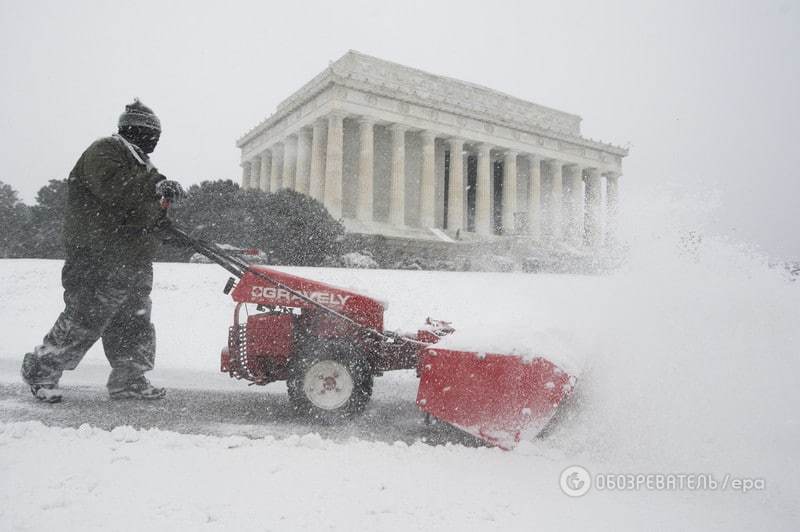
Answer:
167;225;575;449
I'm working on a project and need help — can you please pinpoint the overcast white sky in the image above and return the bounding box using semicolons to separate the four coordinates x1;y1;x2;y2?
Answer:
1;0;798;259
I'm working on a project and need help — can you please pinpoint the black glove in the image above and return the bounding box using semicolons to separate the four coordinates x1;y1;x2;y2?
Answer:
152;214;173;230
155;179;186;203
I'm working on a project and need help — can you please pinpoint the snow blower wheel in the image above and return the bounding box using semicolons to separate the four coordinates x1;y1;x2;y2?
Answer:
287;340;373;423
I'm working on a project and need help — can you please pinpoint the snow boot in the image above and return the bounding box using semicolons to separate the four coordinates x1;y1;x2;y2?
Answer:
109;377;166;400
30;384;63;403
21;353;62;403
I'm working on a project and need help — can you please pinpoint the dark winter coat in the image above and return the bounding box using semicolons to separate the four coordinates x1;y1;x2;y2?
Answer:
63;135;164;263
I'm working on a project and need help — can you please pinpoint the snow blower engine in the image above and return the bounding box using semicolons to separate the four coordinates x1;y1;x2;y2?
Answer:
167;225;574;449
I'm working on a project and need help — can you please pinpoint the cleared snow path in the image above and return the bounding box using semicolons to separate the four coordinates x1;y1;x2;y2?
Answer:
0;361;475;447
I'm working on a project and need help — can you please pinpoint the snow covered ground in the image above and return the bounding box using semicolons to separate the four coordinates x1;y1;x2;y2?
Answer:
1;198;799;529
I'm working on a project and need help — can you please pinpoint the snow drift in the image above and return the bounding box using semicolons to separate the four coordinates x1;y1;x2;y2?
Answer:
1;184;797;529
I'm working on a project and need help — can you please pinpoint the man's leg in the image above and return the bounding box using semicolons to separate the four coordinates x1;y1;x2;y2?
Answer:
102;264;164;399
21;251;127;401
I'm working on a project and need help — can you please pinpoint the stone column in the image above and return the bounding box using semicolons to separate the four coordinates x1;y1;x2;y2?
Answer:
250;157;261;193
447;138;465;232
389;124;408;226
241;161;252;189
567;164;584;246
419;131;437;228
324;113;345;219
282;135;297;190
502;151;518;234
606;171;620;244
586;168;603;246
295;128;312;195
309;119;326;201
544;160;564;241
527;155;542;240
475;143;493;236
356;117;375;222
606;172;620;217
270;144;283;192
259;151;271;192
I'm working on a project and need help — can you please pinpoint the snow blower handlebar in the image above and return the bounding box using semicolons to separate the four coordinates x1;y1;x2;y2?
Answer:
162;224;428;347
164;224;250;278
155;202;350;316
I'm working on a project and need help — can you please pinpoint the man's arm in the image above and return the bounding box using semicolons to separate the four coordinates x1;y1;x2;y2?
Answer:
78;138;162;214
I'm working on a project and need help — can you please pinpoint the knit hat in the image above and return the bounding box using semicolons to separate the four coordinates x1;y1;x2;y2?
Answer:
118;99;161;132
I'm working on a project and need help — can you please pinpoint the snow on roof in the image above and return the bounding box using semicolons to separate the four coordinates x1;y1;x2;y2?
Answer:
237;51;628;157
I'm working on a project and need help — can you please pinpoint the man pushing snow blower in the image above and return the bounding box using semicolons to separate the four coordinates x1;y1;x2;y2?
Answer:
21;100;186;403
18;100;576;449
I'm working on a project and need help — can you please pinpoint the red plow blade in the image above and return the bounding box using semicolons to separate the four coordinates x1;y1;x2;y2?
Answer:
416;348;576;450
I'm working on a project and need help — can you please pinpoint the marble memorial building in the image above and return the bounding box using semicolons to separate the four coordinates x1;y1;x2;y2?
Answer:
237;51;627;246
